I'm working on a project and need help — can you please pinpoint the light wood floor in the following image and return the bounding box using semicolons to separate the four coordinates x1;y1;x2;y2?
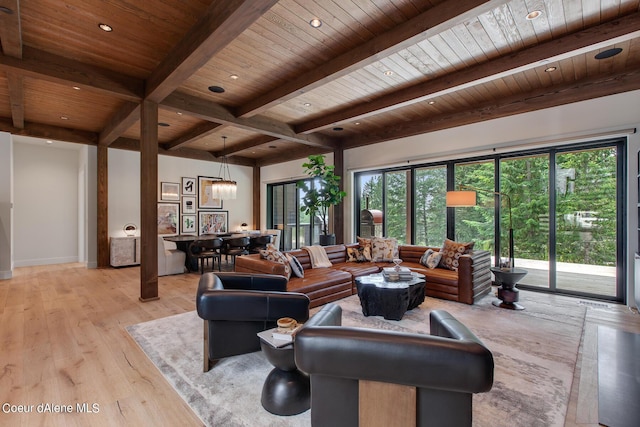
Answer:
1;264;639;426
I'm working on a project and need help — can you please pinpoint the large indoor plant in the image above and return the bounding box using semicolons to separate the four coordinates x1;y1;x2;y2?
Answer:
298;155;347;246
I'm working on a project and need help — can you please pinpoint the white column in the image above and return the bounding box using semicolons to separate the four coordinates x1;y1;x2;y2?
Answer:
0;132;13;279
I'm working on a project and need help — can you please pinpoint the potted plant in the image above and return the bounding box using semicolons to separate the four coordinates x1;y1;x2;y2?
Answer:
298;155;347;246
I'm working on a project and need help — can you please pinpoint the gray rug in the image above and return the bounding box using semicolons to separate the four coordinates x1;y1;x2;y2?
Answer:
126;291;586;426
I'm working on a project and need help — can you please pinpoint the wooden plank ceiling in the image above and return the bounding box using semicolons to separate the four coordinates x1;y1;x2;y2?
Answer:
0;0;638;167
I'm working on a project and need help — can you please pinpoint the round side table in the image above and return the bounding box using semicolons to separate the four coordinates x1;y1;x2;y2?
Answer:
259;338;310;416
491;267;528;310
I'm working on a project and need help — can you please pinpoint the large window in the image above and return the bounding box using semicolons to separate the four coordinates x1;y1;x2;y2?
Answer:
268;178;326;251
353;139;626;302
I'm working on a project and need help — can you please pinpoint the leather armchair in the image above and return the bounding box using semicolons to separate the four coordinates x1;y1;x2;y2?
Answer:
196;272;310;371
295;310;494;427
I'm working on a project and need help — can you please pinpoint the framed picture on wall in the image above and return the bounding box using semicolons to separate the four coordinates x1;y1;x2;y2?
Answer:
182;196;196;214
161;182;180;201
182;177;196;195
181;215;196;234
198;210;228;234
158;203;179;236
198;176;223;209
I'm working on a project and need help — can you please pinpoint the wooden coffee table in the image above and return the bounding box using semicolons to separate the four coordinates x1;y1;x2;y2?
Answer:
355;272;426;320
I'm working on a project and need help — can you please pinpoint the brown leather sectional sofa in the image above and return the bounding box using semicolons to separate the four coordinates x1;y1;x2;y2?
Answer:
235;243;492;308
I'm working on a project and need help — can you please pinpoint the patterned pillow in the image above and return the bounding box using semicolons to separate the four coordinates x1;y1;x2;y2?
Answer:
286;253;304;278
438;239;475;271
347;246;371;263
260;243;291;279
370;237;399;262
357;236;371;252
419;249;442;269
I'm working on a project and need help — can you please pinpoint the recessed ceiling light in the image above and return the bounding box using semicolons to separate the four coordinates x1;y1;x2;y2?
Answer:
595;48;623;60
229;74;239;80
354;122;361;126
526;10;542;20
72;86;81;90
428;100;436;105
384;70;394;76
176;112;183;116
0;6;14;14
333;127;344;131
98;23;113;32
303;103;311;107
544;66;557;72
158;122;170;127
309;18;322;28
46;140;53;144
208;85;225;93
60;115;69;120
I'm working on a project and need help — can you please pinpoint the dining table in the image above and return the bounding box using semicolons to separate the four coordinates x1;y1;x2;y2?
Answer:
164;233;274;272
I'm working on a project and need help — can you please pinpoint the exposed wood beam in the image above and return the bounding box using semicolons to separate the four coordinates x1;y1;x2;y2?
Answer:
0;47;144;101
99;102;140;146
96;145;109;268
256;145;330;168
236;0;500;117
252;165;260;230
162;92;338;148
0;119;97;145
217;135;279;156
297;11;640;134
111;137;257;167
342;68;640;150
0;0;22;58
164;122;223;151
145;0;278;103
139;100;159;302
1;1;24;129
6;72;24;128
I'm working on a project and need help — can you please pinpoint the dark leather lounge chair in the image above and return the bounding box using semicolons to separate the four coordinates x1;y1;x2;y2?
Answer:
295;310;494;427
196;272;310;371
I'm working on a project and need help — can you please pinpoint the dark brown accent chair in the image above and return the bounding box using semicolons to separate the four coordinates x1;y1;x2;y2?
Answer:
196;272;309;371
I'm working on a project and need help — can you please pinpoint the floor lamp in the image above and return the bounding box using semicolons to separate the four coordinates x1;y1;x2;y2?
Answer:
446;185;515;270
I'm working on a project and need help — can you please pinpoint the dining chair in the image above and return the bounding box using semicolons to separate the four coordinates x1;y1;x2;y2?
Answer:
188;238;223;274
248;235;272;254
221;236;250;266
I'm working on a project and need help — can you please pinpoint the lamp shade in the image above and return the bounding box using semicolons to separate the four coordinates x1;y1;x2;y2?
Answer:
446;190;476;207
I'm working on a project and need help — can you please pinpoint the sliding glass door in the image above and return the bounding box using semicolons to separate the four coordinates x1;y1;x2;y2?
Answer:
553;147;619;296
351;139;625;301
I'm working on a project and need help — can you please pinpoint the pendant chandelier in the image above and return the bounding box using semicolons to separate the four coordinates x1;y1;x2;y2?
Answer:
211;136;237;199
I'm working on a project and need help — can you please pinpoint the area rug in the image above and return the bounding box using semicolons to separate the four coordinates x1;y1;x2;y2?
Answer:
126;291;586;427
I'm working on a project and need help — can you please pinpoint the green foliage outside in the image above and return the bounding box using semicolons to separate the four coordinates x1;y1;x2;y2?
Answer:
357;146;618;266
298;155;347;236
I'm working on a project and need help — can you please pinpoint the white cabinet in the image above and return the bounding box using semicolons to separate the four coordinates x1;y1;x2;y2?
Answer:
110;236;140;267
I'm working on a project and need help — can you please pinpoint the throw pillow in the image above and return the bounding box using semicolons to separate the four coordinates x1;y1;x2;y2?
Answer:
286;253;304;278
370;237;399;262
259;243;291;279
438;239;475;271
419;249;442;269
357;236;371;251
347;246;370;263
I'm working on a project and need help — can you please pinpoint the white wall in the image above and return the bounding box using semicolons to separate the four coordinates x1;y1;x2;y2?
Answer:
261;90;640;307
13;140;81;266
108;148;254;237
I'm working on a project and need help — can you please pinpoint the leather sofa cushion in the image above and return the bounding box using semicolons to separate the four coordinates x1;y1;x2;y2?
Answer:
334;262;380;278
401;261;459;287
286;268;352;295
